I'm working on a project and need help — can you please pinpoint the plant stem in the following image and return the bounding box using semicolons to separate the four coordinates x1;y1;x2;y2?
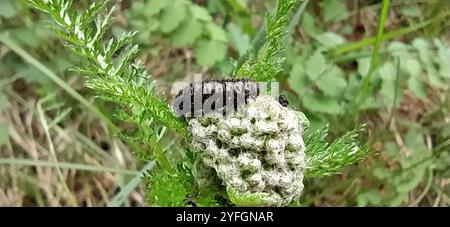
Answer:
387;57;401;128
354;0;391;109
108;161;156;207
328;10;450;58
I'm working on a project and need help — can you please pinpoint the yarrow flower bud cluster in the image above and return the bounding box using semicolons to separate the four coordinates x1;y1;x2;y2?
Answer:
189;96;309;206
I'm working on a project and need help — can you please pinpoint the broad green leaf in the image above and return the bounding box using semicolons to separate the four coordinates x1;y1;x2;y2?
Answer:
129;2;145;15
194;39;227;66
190;4;213;22
435;152;450;171
380;62;402;106
388;42;412;74
408;76;427;99
323;0;348;22
0;0;18;18
170;17;203;46
401;6;421;17
305;51;327;81
388;41;410;58
413;38;433;66
360;96;386;110
405;58;421;77
159;1;187;34
302;94;341;114
373;166;389;180
344;73;361;100
206;1;226;15
149;19;160;32
301;12;319;37
380;80;402;106
128;2;161;36
381;127;431;200
288;64;310;96
384;142;401;160
19;65;52;85
379;62;396;81
302;113;325;133
226;23;250;56
228;0;248;12
434;39;450;78
129;19;147;30
316;65;347;98
135;30;152;44
145;0;168;16
396;171;425;193
357;58;371;77
206;23;228;42
402;127;431;168
426;66;447;89
340;24;353;35
356;189;382;206
387;192;408;206
393;127;431;194
315;32;345;49
286;45;307;65
411;36;440;87
9;28;39;47
216;60;234;75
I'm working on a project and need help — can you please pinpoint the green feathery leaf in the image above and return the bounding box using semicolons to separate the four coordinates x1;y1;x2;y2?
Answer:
235;0;299;82
28;0;188;138
145;159;196;207
304;124;372;177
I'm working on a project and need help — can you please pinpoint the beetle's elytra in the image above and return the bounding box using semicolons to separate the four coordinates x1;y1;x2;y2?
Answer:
173;79;289;118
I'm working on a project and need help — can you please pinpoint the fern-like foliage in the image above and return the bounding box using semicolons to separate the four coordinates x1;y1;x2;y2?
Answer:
145;154;224;207
28;0;373;207
28;0;189;139
304;125;372;177
236;0;298;82
145;160;196;207
28;0;189;168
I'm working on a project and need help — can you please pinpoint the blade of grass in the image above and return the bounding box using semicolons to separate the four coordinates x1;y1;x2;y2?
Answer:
0;33;120;133
409;167;434;207
426;0;450;36
354;0;391;109
47;107;72;129
5;88;117;162
0;33;146;174
387;57;401;128
0;158;139;175
108;161;156;207
108;139;178;207
75;132;115;161
37;93;78;206
6;85;138;198
328;10;450;58
332;46;418;63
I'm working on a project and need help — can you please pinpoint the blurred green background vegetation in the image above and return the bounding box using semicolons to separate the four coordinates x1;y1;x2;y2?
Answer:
0;0;449;206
